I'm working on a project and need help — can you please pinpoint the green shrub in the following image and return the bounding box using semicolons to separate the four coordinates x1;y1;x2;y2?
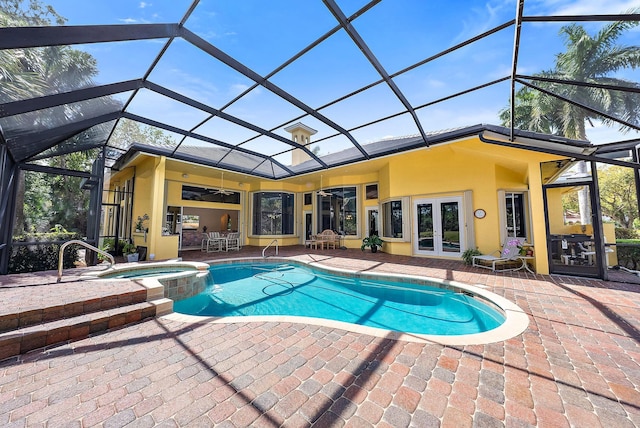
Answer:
615;227;638;239
615;239;640;270
100;238;128;256
462;248;482;265
9;230;82;273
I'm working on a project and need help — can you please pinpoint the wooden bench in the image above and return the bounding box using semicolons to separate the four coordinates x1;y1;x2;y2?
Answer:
314;230;341;249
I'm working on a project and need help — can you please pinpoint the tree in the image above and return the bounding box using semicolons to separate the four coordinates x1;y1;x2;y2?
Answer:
0;0;66;103
500;14;640;224
1;0;103;234
109;118;178;150
501;15;640;140
598;165;638;228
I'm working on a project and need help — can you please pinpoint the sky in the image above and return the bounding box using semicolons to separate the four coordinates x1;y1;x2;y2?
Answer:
23;0;640;163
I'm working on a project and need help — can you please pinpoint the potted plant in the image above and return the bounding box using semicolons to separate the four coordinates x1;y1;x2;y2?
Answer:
122;242;139;262
361;234;384;253
462;248;482;265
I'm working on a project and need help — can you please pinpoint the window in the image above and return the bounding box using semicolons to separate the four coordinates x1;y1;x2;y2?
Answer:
500;191;530;242
316;186;357;235
365;184;378;200
252;192;295;235
303;192;312;205
382;200;403;238
182;185;240;204
181;214;199;230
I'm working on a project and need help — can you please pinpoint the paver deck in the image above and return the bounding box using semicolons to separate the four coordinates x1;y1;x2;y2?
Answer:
1;246;639;427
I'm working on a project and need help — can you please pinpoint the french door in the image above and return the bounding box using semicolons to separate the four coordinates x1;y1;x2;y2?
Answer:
413;197;464;257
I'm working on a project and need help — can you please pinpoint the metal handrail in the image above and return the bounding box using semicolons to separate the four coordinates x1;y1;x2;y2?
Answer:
57;239;115;283
262;239;278;258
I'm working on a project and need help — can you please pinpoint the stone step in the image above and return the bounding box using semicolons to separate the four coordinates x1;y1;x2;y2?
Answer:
0;288;149;334
0;298;173;361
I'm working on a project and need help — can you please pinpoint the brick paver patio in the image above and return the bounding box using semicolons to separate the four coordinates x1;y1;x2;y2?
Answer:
1;247;639;427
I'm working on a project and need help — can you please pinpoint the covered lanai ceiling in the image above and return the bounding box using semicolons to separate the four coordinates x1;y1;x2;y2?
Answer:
1;0;639;179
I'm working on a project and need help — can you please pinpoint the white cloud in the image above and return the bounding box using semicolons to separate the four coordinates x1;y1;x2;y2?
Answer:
230;83;251;96
454;0;514;43
426;79;446;88
586;120;640;144
119;18;138;24
528;0;637;15
139;2;151;9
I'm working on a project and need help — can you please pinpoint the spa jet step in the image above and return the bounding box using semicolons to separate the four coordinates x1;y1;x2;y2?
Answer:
0;298;173;362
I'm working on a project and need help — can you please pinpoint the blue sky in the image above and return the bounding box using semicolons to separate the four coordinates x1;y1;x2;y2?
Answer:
37;0;640;162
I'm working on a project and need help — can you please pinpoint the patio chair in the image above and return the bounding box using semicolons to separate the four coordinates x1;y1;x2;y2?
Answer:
201;233;211;251
206;231;224;252
225;232;241;251
578;239;615;266
472;237;525;271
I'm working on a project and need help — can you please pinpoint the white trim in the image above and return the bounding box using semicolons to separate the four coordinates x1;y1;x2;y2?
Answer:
284;122;318;135
464;190;475;250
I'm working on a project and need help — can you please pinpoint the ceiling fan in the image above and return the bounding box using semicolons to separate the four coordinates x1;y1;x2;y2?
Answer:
213;172;233;195
318;175;333;197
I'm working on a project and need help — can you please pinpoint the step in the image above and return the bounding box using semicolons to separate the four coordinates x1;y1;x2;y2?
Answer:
0;289;148;334
0;298;173;361
0;279;165;334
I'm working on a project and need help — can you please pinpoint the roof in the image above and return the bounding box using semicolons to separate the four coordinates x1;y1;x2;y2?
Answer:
1;1;639;179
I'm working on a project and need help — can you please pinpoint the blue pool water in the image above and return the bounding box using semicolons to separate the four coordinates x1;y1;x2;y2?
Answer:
173;263;505;336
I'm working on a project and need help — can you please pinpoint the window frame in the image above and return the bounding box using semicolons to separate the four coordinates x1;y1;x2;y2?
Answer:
365;183;378;200
303;192;312;205
251;191;296;236
498;190;532;244
181;184;241;204
315;185;358;236
381;197;408;240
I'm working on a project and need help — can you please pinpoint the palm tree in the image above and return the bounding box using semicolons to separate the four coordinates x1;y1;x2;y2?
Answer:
501;14;640;223
1;0;105;234
501;16;640;140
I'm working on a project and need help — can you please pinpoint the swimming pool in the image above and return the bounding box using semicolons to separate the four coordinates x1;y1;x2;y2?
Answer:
172;260;528;343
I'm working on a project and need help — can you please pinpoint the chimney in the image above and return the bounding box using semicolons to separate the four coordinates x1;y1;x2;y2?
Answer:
285;122;317;166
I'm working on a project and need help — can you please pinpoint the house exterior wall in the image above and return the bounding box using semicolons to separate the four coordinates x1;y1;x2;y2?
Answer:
108;135;567;273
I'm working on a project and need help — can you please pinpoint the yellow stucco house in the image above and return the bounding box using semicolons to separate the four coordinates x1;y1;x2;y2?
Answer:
105;123;616;279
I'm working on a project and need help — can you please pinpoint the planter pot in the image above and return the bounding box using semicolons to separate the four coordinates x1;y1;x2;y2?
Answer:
127;253;139;262
371;245;378;253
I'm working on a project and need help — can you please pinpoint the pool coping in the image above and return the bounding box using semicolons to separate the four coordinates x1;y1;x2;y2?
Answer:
84;260;210;279
163;257;530;345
